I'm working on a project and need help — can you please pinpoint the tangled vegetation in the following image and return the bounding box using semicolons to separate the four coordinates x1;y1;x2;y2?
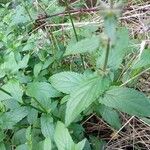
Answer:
0;0;149;149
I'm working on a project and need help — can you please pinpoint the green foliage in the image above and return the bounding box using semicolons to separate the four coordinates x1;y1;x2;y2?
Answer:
99;87;150;116
0;0;150;149
132;48;150;69
43;137;52;150
65;75;110;126
64;36;100;55
40;114;54;139
54;121;86;150
97;105;121;129
50;72;85;94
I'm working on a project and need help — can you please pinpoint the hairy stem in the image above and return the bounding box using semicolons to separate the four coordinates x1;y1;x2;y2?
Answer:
103;38;110;72
64;0;85;70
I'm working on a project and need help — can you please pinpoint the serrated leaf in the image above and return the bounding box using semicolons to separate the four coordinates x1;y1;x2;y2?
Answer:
12;129;26;146
3;98;19;110
3;79;23;102
50;72;85;94
43;137;51;150
54;121;74;150
65;75;110;126
26;82;61;100
132;49;150;69
27;108;38;125
41;114;54;139
98;105;121;129
0;90;12;102
0;107;28;129
99;87;150;117
64;36;100;56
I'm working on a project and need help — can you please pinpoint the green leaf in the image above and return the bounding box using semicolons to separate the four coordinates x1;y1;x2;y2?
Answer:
99;87;150;117
22;42;35;52
65;75;110;126
0;90;12;102
104;13;117;44
34;62;43;77
12;129;26;146
26;82;61;100
18;54;30;69
41;114;54;139
98;105;121;129
43;137;51;150
1;52;18;74
54;121;74;150
0;142;6;150
26;126;32;150
132;49;150;69
3;79;23;102
0;65;5;78
50;72;85;94
54;121;86;150
16;144;28;150
90;136;106;150
11;5;29;25
27;108;38;125
97;28;129;70
0;107;28;129
75;139;86;150
64;36;100;56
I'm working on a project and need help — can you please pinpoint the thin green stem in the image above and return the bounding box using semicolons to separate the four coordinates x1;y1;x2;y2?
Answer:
32;97;48;113
64;0;85;70
0;87;11;96
0;87;46;113
121;67;150;87
21;102;46;113
103;38;110;72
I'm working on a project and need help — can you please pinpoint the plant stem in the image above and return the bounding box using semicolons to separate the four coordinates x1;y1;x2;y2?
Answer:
38;7;99;20
21;101;46;113
64;0;85;70
103;38;110;72
32;97;48;113
0;87;47;113
120;67;150;87
30;7;148;22
0;87;11;96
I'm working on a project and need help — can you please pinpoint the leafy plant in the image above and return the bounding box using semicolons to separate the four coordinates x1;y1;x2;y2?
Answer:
0;0;150;149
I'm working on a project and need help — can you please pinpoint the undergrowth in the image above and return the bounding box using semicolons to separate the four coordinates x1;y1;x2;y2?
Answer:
0;0;149;149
